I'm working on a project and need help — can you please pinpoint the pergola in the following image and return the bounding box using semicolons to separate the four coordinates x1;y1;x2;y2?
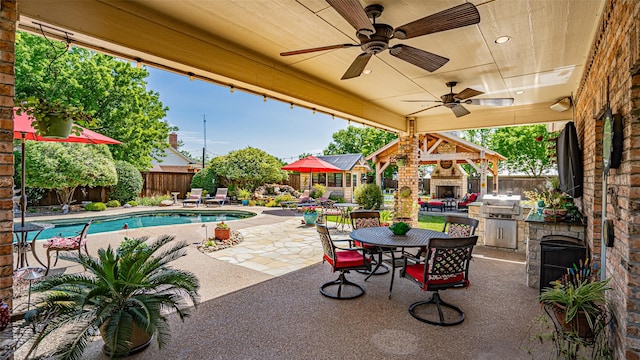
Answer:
367;132;506;195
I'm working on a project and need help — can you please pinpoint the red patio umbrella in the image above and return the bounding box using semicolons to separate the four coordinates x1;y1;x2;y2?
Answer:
281;155;341;192
13;108;121;227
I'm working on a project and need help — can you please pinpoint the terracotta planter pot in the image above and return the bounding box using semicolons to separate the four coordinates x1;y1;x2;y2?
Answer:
552;302;598;339
215;227;231;240
101;322;153;357
543;208;567;222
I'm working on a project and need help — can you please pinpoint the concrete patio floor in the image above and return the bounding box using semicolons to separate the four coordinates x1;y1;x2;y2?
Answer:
13;205;558;359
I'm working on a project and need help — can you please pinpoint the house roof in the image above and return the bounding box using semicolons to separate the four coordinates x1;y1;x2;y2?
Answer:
367;132;506;164
317;154;371;171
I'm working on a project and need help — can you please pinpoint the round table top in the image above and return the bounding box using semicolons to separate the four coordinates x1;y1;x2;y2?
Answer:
350;226;449;247
13;222;54;233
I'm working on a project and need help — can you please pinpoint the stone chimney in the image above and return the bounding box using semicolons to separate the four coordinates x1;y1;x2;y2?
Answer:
169;133;178;149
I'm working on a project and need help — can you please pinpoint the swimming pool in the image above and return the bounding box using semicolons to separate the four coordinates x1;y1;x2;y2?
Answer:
21;210;256;240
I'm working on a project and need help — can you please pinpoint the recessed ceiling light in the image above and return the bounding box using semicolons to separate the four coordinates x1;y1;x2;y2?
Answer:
515;90;525;95
494;36;511;44
362;69;372;75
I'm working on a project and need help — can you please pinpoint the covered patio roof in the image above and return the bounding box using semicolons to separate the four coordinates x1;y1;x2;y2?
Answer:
17;0;605;134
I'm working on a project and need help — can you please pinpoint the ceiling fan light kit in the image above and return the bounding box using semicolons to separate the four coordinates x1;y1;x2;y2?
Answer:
403;81;515;118
281;1;480;80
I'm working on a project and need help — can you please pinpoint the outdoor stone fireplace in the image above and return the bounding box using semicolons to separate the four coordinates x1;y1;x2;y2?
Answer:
429;164;468;199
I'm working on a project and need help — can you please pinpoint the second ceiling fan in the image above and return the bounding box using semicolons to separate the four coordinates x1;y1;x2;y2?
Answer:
280;1;481;80
405;82;515;118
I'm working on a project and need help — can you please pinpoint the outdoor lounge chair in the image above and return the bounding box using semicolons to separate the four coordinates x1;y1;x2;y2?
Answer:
205;188;228;207
401;235;478;326
43;220;92;275
183;188;203;207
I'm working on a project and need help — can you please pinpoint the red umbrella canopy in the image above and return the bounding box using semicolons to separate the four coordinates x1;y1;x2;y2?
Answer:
13;108;121;144
281;156;341;173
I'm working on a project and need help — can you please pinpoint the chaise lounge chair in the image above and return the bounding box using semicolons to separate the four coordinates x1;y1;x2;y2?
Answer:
183;188;203;207
205;188;228;207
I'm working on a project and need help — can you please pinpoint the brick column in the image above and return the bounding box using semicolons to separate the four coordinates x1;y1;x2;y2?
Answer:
0;0;16;307
395;118;419;227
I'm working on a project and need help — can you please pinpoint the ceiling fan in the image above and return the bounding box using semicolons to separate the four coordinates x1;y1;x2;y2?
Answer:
280;1;480;80
404;81;515;118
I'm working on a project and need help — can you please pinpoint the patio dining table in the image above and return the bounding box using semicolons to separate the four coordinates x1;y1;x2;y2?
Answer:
349;227;449;298
13;222;54;270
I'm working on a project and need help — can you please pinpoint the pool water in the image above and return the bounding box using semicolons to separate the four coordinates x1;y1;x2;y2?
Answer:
23;210;256;241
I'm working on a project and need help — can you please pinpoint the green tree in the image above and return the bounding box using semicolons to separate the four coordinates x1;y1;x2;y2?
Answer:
488;125;554;176
324;125;397;157
25;142;117;206
190;167;216;194
211;147;287;190
108;161;143;203
15;31;172;171
460;129;495;176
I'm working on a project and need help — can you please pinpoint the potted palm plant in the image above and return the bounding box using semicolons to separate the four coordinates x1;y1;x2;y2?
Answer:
25;235;200;359
17;97;93;139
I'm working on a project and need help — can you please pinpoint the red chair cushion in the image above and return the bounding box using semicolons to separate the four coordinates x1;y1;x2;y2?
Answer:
43;235;84;250
324;250;367;269
404;263;466;290
428;201;444;206
353;240;376;249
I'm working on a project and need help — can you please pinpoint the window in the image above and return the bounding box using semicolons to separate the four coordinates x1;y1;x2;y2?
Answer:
327;173;343;187
346;173;352;187
312;173;326;185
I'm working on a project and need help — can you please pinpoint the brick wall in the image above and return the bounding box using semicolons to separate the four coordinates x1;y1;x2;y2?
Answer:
396;119;419;227
0;0;15;308
573;0;640;357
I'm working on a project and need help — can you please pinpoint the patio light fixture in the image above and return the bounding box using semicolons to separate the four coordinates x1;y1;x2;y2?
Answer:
290;103;294;109
188;72;194;81
230;85;234;93
263;95;267;102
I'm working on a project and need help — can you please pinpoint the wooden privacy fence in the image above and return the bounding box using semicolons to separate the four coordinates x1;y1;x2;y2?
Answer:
34;172;195;206
141;172;195;199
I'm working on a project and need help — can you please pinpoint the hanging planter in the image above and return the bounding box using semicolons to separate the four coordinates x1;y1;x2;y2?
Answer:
396;155;408;167
17;97;93;139
39;112;72;139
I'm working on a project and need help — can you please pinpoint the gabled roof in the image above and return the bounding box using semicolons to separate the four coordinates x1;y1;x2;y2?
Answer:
366;132;505;164
317;154;371;171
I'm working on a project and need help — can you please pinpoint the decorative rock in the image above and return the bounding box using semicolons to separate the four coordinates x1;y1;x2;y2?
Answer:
196;231;244;253
160;200;174;206
123;203;132;208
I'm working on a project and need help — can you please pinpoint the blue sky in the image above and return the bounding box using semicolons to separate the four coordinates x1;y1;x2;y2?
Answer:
144;67;350;163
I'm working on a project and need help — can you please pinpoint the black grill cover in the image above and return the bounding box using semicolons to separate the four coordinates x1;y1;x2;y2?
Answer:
556;122;583;198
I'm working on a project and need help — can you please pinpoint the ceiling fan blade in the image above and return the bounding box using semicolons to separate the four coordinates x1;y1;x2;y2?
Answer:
280;43;359;56
407;104;443;116
326;0;375;36
465;98;515;106
389;45;449;72
454;87;484;100
341;53;372;80
402;99;443;103
394;3;480;40
451;104;471;118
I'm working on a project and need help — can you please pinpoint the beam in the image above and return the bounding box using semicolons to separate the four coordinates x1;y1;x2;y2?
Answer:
419;152;482;161
18;0;406;131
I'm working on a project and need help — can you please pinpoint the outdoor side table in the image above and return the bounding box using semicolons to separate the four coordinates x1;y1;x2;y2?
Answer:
171;192;180;205
13;222;54;270
334;203;359;232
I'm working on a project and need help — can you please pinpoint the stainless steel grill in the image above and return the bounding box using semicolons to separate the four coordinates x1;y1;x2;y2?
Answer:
480;194;522;219
480;194;522;249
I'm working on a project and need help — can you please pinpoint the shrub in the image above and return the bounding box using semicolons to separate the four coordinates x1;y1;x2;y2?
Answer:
108;161;143;203
135;195;171;206
190;167;215;195
265;200;278;207
126;200;138;207
354;183;383;210
274;194;295;205
310;184;326;199
106;200;121;208
85;202;107;211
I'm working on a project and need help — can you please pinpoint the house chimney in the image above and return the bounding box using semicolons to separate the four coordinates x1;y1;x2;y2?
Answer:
169;133;178;149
